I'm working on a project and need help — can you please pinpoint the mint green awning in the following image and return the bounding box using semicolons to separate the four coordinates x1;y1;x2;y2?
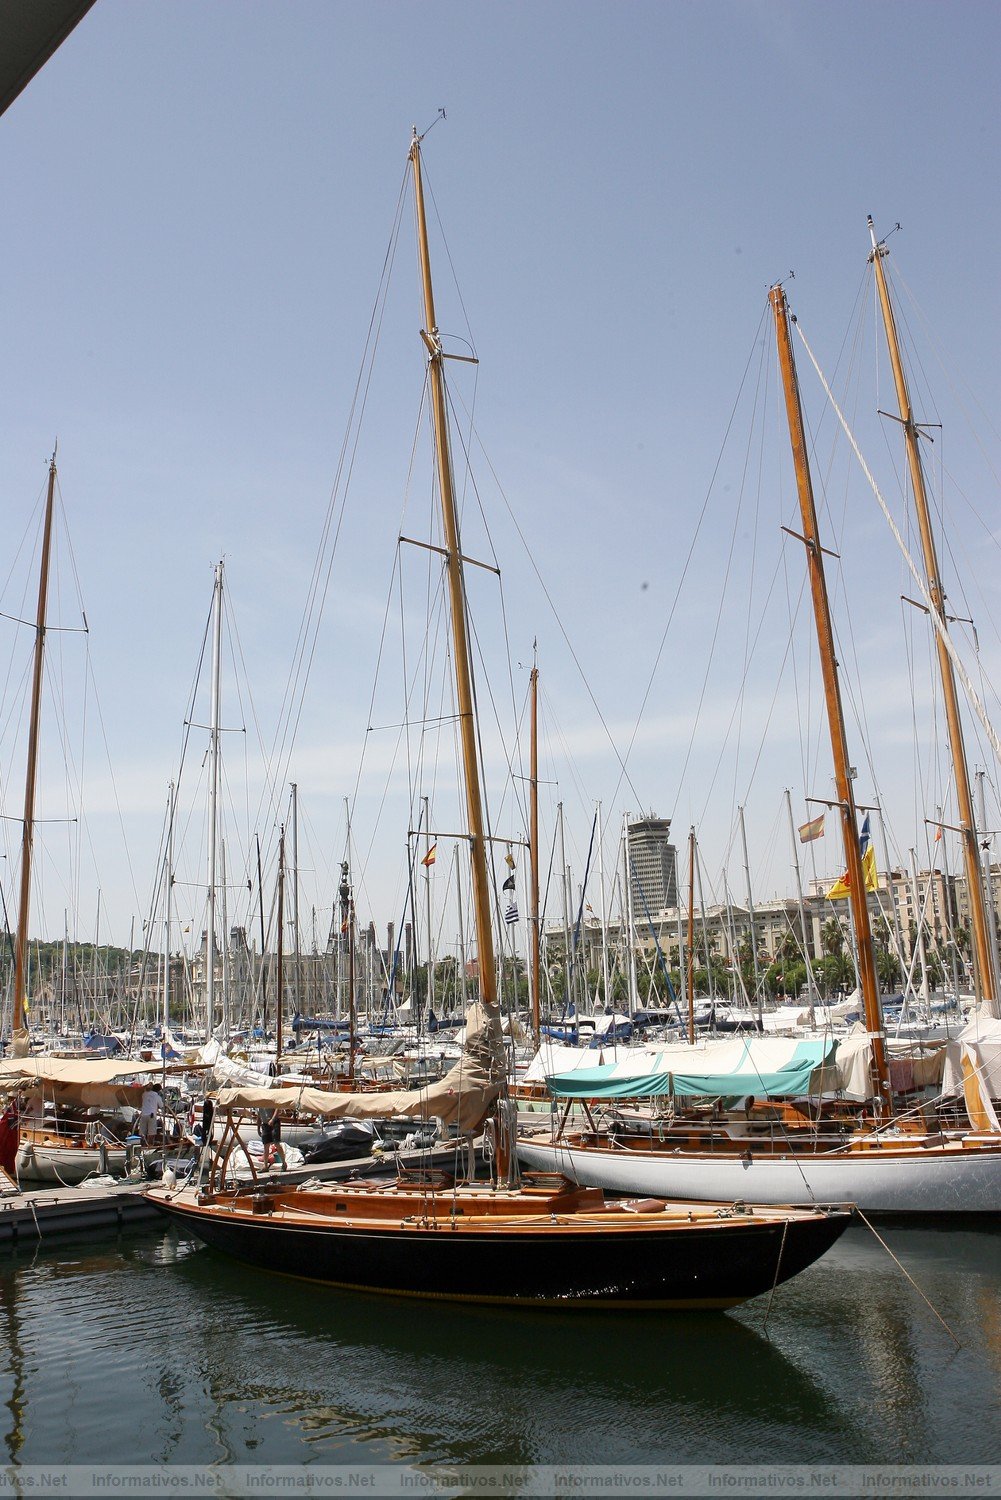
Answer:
545;1039;836;1100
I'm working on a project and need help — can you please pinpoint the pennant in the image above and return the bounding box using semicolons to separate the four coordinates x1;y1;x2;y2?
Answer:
798;814;825;844
827;815;878;899
934;825;943;843
504;899;519;925
502;874;516;892
421;844;437;868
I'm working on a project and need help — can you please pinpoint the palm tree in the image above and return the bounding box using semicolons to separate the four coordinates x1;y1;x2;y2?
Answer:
821;918;845;957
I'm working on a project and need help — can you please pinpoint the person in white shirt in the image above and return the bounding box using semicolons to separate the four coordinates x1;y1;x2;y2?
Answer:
138;1084;163;1142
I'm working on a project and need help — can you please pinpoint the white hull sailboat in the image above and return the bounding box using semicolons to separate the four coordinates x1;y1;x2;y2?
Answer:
517;1131;1001;1214
519;268;1001;1217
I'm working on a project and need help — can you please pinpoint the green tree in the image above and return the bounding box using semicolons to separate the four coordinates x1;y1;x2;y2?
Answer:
820;919;845;957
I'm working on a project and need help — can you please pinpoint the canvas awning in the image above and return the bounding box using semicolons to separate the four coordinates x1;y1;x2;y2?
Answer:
0;1056;181;1109
544;1038;838;1101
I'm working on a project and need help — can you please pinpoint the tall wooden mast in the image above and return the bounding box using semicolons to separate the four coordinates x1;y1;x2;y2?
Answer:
11;453;57;1055
868;222;997;1015
408;130;500;1026
769;284;892;1110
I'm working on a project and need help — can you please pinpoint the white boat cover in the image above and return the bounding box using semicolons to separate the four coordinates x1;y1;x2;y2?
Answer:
941;1016;1001;1126
199;1037;278;1089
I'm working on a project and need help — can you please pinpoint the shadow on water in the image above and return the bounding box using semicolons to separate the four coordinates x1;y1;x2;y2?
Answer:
1;1219;998;1467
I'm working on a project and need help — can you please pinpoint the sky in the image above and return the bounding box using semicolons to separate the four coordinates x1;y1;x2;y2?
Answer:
2;0;1000;964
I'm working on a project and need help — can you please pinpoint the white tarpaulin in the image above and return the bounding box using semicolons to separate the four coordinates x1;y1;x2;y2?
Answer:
942;1016;1001;1115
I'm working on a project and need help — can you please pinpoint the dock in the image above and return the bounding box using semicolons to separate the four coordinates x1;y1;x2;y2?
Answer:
0;1138;475;1246
0;1177;158;1244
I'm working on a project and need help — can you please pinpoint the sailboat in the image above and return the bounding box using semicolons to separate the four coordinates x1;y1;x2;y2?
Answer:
1;456;171;1183
518;273;1001;1215
146;130;851;1306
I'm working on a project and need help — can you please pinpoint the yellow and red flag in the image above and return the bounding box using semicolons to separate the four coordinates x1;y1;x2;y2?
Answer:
798;814;825;843
827;816;878;899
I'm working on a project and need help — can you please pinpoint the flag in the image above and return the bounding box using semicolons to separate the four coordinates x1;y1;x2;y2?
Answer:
798;814;825;844
502;874;516;892
504;851;516;869
505;899;519;925
827;815;878;899
421;844;437;868
934;825;943;843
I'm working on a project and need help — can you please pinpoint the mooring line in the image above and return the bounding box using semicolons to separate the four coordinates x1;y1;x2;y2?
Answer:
856;1207;962;1349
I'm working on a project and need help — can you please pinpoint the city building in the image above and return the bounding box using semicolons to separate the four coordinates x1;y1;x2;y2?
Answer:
627;816;678;917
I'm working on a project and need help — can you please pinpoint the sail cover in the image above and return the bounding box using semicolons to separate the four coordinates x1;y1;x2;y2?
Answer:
544;1037;837;1100
213;998;506;1134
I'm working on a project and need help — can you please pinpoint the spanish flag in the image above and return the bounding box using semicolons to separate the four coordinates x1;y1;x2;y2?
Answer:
798;814;825;843
421;844;437;868
827;815;878;899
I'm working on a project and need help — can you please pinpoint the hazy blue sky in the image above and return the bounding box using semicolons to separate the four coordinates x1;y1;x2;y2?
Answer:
2;1;1000;963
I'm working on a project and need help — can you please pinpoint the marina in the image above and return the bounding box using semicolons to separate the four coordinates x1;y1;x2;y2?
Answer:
1;2;1000;1493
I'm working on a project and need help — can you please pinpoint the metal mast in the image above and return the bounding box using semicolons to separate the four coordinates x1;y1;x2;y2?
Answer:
529;661;541;1045
205;560;224;1040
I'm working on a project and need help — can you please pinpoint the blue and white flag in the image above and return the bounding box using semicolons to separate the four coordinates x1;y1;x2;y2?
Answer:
504;899;519;925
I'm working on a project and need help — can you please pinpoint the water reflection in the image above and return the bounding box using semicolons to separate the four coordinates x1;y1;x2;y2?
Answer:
0;1222;997;1467
170;1242;844;1467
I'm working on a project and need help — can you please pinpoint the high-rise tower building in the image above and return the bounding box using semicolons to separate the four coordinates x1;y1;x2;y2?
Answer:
627;816;678;915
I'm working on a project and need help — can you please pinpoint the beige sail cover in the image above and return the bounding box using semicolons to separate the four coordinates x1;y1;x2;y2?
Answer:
0;1056;180;1109
214;999;506;1133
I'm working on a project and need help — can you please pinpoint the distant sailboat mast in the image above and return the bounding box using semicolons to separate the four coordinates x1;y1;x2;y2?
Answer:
205;559;224;1040
869;221;998;1016
528;661;541;1045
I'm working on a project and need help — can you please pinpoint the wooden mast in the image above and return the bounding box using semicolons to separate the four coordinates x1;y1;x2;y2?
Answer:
868;222;998;1016
529;659;541;1046
408;132;504;1093
770;283;892;1111
12;452;57;1055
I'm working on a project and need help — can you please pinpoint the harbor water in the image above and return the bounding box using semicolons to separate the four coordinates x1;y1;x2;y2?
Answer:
0;1219;998;1476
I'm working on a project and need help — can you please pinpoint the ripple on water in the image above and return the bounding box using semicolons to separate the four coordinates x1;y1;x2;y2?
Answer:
0;1221;997;1467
